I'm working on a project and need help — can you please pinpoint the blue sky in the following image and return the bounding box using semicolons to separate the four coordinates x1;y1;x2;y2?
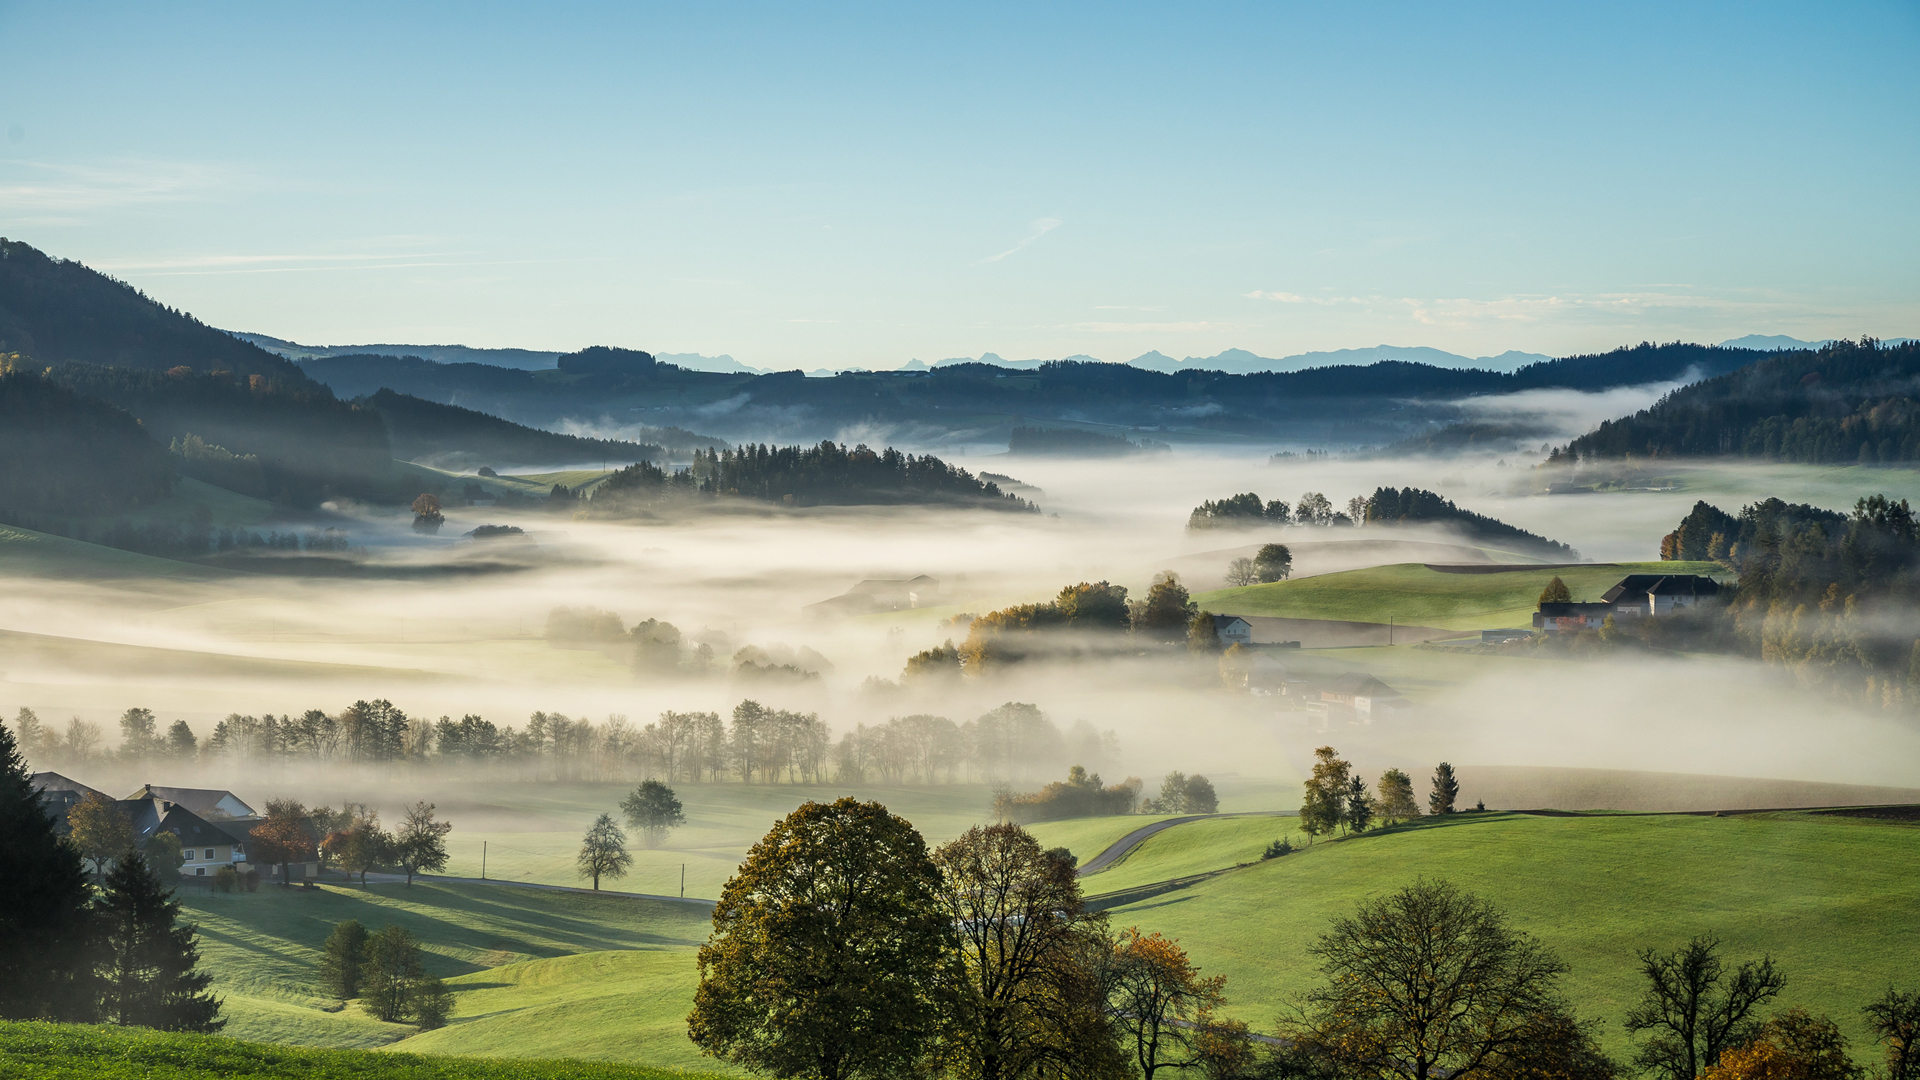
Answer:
1;1;1915;367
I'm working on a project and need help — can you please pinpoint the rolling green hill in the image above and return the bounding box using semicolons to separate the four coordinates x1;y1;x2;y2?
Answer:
1102;810;1919;1053
1194;560;1726;630
1079;814;1288;895
0;1020;718;1079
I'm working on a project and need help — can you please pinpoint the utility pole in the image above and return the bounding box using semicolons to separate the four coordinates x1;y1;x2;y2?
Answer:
482;842;486;880
680;864;685;899
1389;615;1394;646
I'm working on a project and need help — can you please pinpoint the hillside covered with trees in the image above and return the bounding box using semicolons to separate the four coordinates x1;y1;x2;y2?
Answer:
1364;486;1577;558
362;389;668;469
591;441;1035;513
1558;338;1920;464
0;365;174;524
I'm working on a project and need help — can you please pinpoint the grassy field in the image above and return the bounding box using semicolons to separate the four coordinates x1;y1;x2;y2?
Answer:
1080;814;1292;895
0;1020;719;1079
1106;810;1920;1053
1025;814;1180;867
180;881;709;1050
0;523;222;579
1193;560;1726;630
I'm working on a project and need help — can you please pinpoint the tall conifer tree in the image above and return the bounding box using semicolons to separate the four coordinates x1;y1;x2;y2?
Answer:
0;721;97;1020
95;848;223;1031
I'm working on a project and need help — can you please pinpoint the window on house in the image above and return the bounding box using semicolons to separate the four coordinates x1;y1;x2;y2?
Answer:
204;849;215;859
195;867;205;876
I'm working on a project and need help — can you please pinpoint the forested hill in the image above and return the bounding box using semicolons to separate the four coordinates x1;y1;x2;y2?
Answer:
300;342;1774;445
1558;338;1920;464
0;239;307;382
363;388;669;468
0;366;174;524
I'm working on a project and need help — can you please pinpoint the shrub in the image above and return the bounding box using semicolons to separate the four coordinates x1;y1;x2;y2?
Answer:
211;866;238;894
242;869;260;893
1263;837;1293;860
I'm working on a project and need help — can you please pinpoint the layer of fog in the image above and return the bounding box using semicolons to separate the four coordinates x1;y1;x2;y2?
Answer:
6;451;1920;803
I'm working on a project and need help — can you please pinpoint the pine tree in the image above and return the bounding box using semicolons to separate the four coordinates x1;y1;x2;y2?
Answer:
95;847;223;1031
0;722;97;1020
1344;775;1375;834
1539;576;1573;604
320;920;369;999
1430;762;1461;815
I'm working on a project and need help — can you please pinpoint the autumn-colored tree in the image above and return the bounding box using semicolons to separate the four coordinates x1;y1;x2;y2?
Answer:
1187;611;1221;653
1107;927;1249;1080
1054;581;1131;630
1299;746;1350;841
1624;936;1785;1080
1376;768;1422;825
1539;576;1573;604
1132;572;1197;640
1283;879;1611;1080
690;799;953;1080
933;823;1126;1080
1865;987;1920;1080
248;799;317;885
68;790;135;876
329;817;392;887
410;493;445;534
1698;1009;1861;1080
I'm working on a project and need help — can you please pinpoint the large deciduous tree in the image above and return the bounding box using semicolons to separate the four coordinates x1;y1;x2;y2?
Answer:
576;812;632;891
934;823;1126;1080
249;799;318;885
620;780;686;847
1299;746;1350;841
95;847;224;1032
68;790;134;876
1283;879;1612;1080
393;802;451;886
329;815;392;887
1108;927;1249;1080
0;721;98;1021
1864;987;1920;1080
1376;768;1422;825
1132;572;1197;640
1623;935;1784;1080
1254;543;1293;583
690;798;952;1080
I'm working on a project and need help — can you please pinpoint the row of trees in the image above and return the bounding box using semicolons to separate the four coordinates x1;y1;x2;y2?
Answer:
573;781;690;889
1300;748;1461;839
318;921;452;1028
1224;544;1293;587
1187;491;1367;530
0;725;222;1031
930;572;1211;674
588;441;1040;513
9;700;1119;788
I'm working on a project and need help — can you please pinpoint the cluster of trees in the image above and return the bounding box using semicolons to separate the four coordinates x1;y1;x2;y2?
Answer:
1141;770;1219;814
1364;486;1579;558
691;802;1251;1080
1637;494;1920;708
587;441;1039;513
938;573;1212;673
1188;491;1364;530
0;724;222;1032
994;766;1144;823
1558;338;1920;465
0;365;175;521
13;697;1125;795
1224;544;1292;587
573;781;689;890
1299;748;1458;840
318;920;451;1028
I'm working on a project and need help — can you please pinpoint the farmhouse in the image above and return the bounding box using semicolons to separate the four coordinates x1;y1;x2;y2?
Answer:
123;783;257;820
1320;672;1405;717
124;797;253;879
31;771;105;824
1534;573;1722;632
1209;614;1253;645
1534;601;1614;632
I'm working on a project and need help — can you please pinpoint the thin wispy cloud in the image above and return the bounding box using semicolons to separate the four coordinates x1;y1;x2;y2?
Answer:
981;217;1061;263
0;159;225;212
1068;320;1216;334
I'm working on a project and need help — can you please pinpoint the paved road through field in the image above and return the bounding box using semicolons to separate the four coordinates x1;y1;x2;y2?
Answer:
1075;811;1291;877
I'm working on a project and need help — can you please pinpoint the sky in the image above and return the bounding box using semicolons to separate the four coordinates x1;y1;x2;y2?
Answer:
1;1;1916;368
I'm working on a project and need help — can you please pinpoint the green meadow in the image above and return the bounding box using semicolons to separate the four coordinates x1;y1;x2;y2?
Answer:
1193;560;1726;630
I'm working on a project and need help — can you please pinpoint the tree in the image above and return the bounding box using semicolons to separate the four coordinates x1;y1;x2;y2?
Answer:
620;779;687;847
690;798;953;1080
1054;580;1131;630
332;817;392;887
320;920;369;999
1225;557;1258;588
1284;879;1605;1080
1133;572;1197;640
1300;746;1351;840
1296;492;1334;525
393;802;451;885
1624;935;1785;1080
69;790;135;877
410;493;444;533
249;799;318;885
145;831;186;875
1864;987;1920;1080
1347;495;1368;524
62;716;103;763
1430;762;1461;815
0;720;98;1021
1698;1009;1860;1080
1187;611;1221;653
1344;775;1374;834
163;720;197;759
1254;543;1293;583
94;847;224;1032
1156;771;1189;813
361;924;435;1023
933;824;1125;1080
1108;926;1248;1080
118;707;158;760
576;812;633;891
11;707;50;762
1377;768;1422;825
1539;576;1572;604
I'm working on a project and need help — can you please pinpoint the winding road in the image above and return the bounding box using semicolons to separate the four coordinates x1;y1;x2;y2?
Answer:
1075;811;1292;877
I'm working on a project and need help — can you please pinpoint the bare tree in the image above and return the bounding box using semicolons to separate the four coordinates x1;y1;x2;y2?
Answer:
1624;935;1784;1080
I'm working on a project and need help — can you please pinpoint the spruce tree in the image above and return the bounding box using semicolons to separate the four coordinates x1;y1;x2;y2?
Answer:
320;920;369;999
1429;762;1461;815
95;847;223;1031
0;721;98;1020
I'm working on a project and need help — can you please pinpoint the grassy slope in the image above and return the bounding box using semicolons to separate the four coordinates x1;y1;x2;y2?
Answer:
181;882;708;1050
1108;811;1920;1052
1025;815;1180;867
0;523;221;579
1193;560;1725;630
1081;815;1291;895
0;1020;718;1079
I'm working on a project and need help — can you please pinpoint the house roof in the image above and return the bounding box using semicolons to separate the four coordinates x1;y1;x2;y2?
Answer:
1602;574;1720;602
1210;614;1252;631
122;785;256;820
1325;672;1400;697
31;772;104;798
130;799;249;849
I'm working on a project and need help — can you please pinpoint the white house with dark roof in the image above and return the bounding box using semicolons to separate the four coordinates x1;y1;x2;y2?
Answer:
123;784;257;821
1210;614;1253;646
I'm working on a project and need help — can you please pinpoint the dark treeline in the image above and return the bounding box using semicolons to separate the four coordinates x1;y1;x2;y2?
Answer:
1365;486;1579;558
1558;338;1920;464
0;365;174;518
359;388;669;468
1007;425;1165;456
590;441;1037;512
1188;489;1360;529
11;698;1120;789
0;238;304;382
